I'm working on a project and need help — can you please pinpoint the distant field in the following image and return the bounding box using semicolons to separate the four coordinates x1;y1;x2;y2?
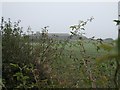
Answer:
43;39;116;88
3;37;117;88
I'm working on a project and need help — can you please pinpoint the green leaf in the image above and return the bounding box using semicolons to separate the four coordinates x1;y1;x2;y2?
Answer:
23;76;29;80
13;72;23;77
10;63;19;68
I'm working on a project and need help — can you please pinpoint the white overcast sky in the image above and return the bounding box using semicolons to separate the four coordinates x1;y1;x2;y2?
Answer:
1;2;119;39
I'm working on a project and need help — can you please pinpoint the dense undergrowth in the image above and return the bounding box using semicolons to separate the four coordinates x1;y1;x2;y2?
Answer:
1;17;120;89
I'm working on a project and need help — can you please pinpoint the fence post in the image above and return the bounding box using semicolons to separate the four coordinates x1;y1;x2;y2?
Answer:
117;1;120;88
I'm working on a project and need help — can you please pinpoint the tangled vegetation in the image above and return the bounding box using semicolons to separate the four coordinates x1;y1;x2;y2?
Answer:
1;17;120;89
